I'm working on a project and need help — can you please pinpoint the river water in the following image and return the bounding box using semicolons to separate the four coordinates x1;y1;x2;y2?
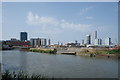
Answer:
2;50;118;78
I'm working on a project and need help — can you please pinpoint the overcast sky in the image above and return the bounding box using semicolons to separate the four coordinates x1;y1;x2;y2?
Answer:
2;2;118;44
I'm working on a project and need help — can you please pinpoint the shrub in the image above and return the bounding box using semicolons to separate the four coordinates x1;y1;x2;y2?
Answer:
29;48;57;54
95;51;101;55
106;49;120;54
2;70;47;80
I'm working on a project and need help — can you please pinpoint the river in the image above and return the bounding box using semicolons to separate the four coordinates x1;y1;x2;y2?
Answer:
1;50;118;78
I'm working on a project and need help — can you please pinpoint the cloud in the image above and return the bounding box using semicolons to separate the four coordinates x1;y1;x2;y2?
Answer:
40;28;62;34
60;19;92;32
26;11;97;34
85;16;94;19
26;11;58;26
79;6;92;16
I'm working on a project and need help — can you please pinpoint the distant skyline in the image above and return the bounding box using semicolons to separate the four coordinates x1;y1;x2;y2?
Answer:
2;2;118;44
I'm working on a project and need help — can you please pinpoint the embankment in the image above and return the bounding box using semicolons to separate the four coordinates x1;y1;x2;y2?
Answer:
29;48;57;54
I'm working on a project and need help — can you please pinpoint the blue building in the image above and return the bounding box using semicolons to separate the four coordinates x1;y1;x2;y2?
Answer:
20;32;27;41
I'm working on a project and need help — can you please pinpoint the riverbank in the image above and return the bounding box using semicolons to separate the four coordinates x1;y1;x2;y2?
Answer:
4;47;119;58
77;53;120;58
26;47;120;57
56;47;120;57
29;48;57;54
76;49;120;57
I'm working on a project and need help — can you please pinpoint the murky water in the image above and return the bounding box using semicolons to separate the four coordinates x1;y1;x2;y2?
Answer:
2;50;118;78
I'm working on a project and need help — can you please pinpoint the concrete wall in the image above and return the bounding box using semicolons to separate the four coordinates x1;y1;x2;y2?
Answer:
56;47;108;55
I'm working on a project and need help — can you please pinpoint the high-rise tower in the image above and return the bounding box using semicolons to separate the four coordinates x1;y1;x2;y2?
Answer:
20;32;27;41
93;31;97;44
86;34;91;44
105;37;111;45
94;31;97;39
82;39;84;45
48;39;51;45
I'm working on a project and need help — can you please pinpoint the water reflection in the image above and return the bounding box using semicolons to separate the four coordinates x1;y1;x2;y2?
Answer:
19;51;27;73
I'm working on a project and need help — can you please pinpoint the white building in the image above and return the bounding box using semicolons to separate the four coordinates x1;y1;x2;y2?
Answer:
82;39;84;45
94;38;102;45
30;38;47;47
41;38;47;46
94;31;97;39
93;31;97;44
105;37;111;45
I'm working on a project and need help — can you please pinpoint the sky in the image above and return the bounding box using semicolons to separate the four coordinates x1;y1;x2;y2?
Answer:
1;0;118;2
2;2;118;45
0;2;2;41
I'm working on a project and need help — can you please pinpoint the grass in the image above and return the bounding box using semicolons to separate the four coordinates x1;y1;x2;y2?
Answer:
2;70;48;80
29;48;57;54
87;49;120;57
106;49;120;54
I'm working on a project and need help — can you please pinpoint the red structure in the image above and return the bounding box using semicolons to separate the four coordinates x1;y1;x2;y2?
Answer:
5;40;30;47
109;46;120;50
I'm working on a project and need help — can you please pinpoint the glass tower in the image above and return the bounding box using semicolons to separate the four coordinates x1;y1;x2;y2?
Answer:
20;32;27;41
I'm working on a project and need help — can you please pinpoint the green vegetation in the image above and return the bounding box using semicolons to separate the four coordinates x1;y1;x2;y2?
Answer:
95;51;107;55
95;51;101;55
81;49;120;56
106;49;120;54
83;51;105;55
2;70;47;80
29;48;57;54
88;49;120;57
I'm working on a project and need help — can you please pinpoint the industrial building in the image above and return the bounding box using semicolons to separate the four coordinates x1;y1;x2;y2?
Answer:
30;38;47;48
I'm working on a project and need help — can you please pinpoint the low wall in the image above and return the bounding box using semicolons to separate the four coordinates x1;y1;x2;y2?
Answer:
56;47;108;55
30;48;54;51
